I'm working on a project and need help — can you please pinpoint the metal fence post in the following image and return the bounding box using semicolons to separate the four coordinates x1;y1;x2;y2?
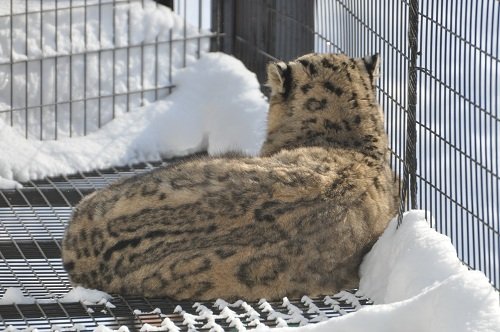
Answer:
211;0;235;54
154;0;173;9
398;0;419;226
274;0;315;61
214;0;313;85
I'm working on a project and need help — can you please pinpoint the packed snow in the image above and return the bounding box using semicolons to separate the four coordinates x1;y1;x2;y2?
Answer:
0;287;36;305
59;285;112;305
0;285;112;306
0;52;268;187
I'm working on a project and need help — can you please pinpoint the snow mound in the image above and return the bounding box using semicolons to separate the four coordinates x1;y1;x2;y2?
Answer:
0;286;113;307
360;210;468;303
0;52;268;187
59;286;112;304
0;177;22;189
254;211;500;332
0;288;36;305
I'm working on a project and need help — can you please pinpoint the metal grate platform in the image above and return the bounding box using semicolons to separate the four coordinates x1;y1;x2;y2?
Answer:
0;157;372;331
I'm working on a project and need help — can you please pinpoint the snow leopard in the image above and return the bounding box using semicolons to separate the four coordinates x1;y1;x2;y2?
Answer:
62;53;400;301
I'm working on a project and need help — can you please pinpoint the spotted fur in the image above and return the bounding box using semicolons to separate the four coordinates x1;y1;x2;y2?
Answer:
62;53;399;301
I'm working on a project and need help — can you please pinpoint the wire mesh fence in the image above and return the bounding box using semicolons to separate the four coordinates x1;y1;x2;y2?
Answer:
323;0;499;292
0;0;213;140
0;1;499;330
220;0;500;293
416;0;499;292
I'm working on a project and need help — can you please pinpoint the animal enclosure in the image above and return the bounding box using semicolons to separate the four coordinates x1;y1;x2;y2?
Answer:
218;0;499;293
0;0;499;330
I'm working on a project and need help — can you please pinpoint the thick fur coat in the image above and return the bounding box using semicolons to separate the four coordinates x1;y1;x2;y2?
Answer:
62;53;399;301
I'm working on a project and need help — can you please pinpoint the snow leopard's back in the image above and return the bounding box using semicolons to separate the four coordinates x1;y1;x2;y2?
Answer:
62;53;399;301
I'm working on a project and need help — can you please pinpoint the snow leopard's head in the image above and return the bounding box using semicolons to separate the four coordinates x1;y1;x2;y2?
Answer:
261;53;386;159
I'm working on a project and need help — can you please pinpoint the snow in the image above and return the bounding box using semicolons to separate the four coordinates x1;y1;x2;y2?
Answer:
0;0;268;188
0;287;36;305
0;285;112;307
0;176;22;189
5;327;40;332
0;52;268;188
59;285;112;304
0;3;498;331
252;211;500;332
0;0;210;140
93;326;130;332
359;210;467;303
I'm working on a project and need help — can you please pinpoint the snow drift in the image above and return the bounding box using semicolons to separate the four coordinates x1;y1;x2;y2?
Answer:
0;52;268;187
256;211;500;332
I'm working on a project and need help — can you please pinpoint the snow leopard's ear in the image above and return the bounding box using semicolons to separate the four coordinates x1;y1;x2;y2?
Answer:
362;53;380;84
266;61;290;97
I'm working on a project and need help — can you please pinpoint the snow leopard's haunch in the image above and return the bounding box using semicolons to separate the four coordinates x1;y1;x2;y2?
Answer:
62;53;400;301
